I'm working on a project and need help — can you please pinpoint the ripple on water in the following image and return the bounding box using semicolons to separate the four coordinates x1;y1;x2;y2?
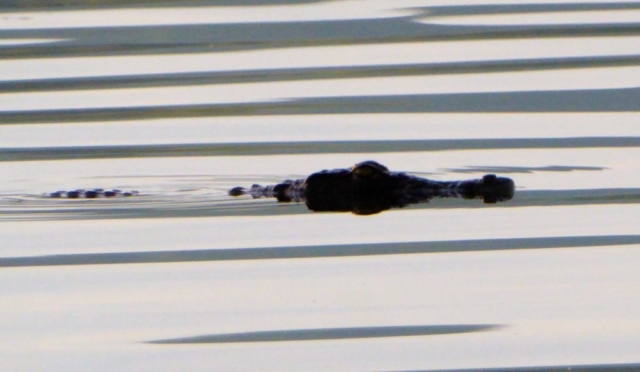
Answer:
0;174;312;221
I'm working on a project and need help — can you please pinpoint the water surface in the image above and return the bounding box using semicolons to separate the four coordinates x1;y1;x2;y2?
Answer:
1;1;639;371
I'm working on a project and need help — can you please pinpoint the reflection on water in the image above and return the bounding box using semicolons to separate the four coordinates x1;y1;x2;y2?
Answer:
1;0;639;371
2;186;639;222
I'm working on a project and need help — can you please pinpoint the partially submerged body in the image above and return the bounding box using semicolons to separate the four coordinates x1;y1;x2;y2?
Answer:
41;161;514;214
229;160;515;215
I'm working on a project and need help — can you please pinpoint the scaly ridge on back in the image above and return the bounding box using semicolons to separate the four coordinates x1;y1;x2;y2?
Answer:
47;189;139;199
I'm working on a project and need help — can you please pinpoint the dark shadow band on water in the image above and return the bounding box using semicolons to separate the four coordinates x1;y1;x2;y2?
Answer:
399;363;640;372
147;324;501;344
2;88;640;124
2;16;640;59
4;55;640;93
2;235;638;268
445;165;606;173
1;0;323;9
0;138;638;161
5;0;635;12
418;2;640;16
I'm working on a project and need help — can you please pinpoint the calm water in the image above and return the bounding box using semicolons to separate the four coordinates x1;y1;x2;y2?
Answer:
1;1;640;371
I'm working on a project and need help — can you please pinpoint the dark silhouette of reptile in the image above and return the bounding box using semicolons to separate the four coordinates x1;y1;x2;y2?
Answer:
44;161;514;215
229;160;515;215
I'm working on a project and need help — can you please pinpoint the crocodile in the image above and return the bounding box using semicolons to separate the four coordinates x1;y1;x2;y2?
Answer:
42;161;514;214
229;160;515;215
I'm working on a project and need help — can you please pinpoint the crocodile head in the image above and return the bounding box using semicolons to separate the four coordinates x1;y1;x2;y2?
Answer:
304;160;515;215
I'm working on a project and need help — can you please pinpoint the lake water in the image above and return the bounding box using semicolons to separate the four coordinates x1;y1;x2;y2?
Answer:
1;1;639;371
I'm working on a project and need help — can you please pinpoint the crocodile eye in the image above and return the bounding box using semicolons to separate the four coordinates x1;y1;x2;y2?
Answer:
354;165;376;179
